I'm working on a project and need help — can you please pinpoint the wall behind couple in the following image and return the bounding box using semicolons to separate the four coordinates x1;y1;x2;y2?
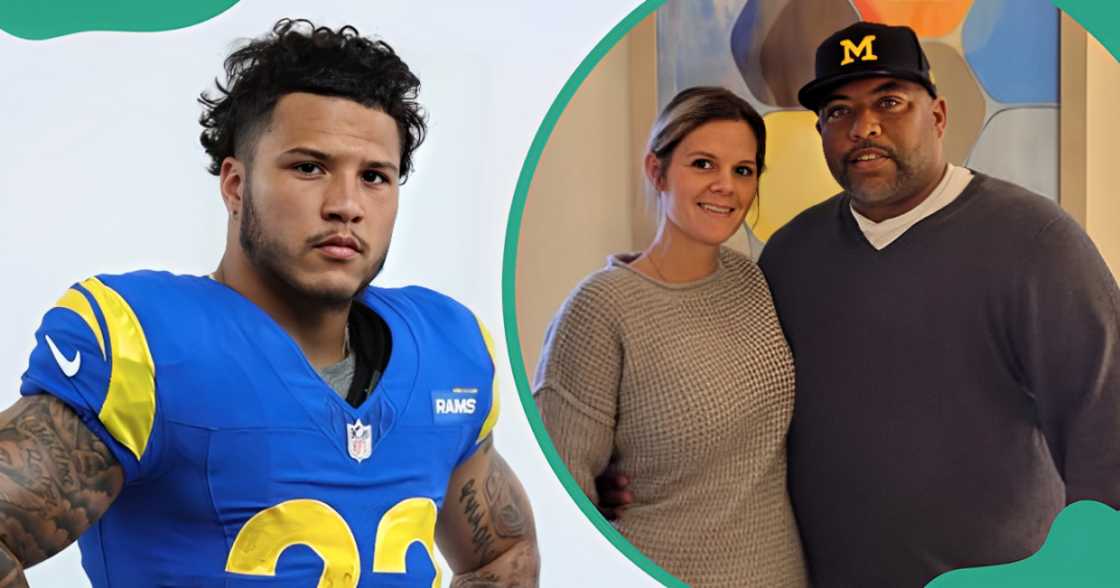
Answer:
517;0;1119;378
663;0;1061;242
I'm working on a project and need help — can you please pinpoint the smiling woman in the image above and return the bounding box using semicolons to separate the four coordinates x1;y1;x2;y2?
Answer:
529;86;808;588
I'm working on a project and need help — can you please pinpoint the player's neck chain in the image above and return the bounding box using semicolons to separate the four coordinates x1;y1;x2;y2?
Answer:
343;324;351;358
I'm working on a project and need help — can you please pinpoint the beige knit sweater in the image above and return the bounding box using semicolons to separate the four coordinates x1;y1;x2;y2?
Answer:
533;248;807;587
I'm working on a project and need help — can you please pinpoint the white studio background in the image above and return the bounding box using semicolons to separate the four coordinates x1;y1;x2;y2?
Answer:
0;1;660;586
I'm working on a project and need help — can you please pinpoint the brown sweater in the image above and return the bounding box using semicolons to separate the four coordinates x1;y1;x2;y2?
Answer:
534;248;807;587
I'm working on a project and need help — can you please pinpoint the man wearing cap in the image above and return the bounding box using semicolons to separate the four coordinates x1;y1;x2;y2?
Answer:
758;21;1120;586
594;19;1120;585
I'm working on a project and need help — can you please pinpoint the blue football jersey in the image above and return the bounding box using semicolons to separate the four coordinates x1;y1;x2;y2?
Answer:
19;271;500;587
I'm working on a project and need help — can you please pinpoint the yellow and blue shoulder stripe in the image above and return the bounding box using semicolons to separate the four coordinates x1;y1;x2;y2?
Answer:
22;276;158;470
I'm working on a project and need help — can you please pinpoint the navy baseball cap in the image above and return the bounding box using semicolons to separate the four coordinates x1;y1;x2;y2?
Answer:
797;22;937;112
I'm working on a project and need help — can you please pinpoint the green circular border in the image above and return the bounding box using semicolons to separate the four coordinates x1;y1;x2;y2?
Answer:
501;1;1120;585
500;1;683;585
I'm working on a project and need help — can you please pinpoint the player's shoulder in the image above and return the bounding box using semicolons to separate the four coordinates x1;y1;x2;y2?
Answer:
366;283;470;314
21;270;211;478
93;268;198;288
365;285;500;450
360;285;494;363
53;269;210;320
362;284;481;332
74;269;218;309
63;270;232;335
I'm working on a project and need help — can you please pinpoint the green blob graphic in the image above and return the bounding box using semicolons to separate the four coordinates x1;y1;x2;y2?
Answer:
1053;0;1120;61
929;501;1120;587
500;1;1120;586
0;1;239;40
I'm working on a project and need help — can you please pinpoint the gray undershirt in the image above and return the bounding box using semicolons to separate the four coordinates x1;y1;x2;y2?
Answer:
316;352;383;402
317;353;356;400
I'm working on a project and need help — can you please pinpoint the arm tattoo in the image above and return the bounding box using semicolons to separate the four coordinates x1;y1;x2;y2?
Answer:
459;479;496;562
449;542;538;588
450;570;502;588
453;437;538;586
0;547;28;588
458;437;496;561
483;448;527;539
458;436;532;561
0;395;122;570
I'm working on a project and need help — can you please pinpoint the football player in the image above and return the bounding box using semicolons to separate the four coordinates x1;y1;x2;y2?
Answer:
0;19;538;587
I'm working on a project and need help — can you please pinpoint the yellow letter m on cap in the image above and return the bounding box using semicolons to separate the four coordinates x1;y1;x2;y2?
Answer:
840;35;878;66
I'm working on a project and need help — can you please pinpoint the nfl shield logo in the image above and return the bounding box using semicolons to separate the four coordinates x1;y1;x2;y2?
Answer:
347;419;372;463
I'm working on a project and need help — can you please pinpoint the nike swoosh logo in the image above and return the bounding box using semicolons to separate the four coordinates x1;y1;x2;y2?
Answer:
45;335;81;378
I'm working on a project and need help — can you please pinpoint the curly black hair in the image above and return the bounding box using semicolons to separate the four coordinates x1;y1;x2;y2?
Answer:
199;18;426;181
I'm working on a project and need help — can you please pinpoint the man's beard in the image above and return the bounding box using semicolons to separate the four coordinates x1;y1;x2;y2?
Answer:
239;182;386;310
838;140;927;206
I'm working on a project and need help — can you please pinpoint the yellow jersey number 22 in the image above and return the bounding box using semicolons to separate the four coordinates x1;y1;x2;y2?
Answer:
225;497;441;587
